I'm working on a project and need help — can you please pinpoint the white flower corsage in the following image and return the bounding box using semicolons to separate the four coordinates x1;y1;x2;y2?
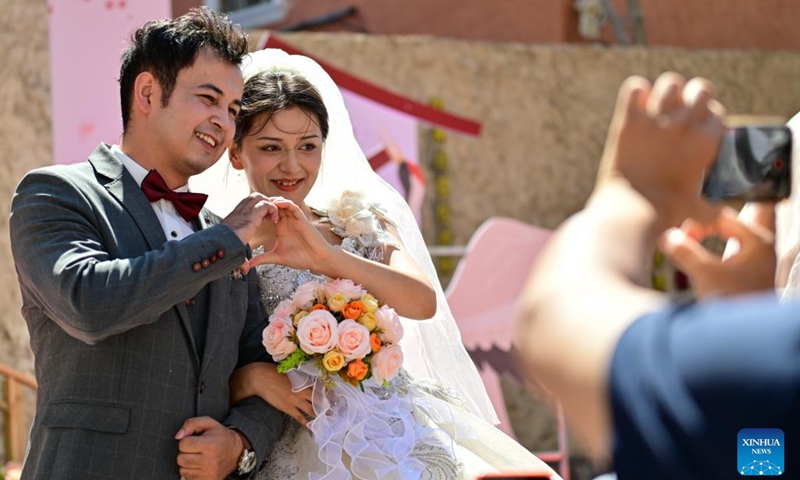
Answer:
327;191;379;248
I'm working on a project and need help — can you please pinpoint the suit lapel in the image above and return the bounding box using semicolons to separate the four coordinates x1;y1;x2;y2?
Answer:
89;144;201;373
89;144;168;250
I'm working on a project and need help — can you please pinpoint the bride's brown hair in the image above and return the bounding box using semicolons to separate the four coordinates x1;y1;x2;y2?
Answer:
233;70;330;147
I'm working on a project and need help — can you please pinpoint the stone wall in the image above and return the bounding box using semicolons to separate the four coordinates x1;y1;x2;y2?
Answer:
0;0;49;374
0;0;50;466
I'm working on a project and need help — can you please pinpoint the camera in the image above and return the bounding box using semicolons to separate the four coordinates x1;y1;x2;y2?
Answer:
701;125;792;202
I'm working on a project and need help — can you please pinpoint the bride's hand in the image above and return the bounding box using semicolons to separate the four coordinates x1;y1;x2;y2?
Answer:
229;362;315;427
243;198;336;274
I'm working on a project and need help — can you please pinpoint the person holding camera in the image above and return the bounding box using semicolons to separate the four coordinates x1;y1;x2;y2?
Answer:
513;72;800;479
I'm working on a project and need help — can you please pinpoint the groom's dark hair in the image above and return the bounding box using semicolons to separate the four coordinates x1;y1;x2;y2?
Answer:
118;6;248;133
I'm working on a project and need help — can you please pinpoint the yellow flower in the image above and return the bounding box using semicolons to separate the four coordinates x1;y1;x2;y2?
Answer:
360;293;379;313
357;312;377;331
327;292;348;312
293;310;309;327
322;350;345;372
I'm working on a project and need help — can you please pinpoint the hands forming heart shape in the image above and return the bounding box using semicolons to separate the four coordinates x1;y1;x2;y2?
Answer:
239;197;338;276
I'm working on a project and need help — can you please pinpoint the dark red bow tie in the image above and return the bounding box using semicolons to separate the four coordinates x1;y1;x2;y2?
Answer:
141;170;208;222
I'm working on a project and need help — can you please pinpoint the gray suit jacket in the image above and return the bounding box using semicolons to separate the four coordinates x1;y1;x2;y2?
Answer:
9;144;285;479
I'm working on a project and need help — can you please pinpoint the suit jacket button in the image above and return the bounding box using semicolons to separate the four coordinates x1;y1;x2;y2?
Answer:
184;298;193;307
192;263;202;272
217;248;225;259
199;381;206;394
201;259;211;268
210;254;218;263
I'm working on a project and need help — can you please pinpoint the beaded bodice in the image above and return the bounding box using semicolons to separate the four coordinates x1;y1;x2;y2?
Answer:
255;207;393;315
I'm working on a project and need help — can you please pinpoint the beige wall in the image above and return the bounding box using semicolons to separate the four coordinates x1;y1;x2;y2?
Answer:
273;33;800;246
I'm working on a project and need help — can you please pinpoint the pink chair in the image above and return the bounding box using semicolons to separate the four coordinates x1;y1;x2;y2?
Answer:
445;217;570;480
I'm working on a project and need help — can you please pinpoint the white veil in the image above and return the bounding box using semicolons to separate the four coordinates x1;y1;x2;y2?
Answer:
191;48;498;424
775;112;800;301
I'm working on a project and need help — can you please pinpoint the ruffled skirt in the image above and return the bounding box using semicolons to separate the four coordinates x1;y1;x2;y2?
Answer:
258;372;559;480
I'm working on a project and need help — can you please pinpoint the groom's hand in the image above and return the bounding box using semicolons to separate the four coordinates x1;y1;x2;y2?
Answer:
241;196;336;275
175;416;242;480
222;193;279;245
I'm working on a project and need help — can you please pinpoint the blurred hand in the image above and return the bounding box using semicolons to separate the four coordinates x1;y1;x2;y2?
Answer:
175;416;241;480
659;205;776;298
594;72;726;227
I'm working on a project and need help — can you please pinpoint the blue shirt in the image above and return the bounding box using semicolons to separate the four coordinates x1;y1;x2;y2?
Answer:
610;293;800;479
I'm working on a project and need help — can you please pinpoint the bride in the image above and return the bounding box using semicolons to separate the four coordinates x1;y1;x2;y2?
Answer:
193;48;560;480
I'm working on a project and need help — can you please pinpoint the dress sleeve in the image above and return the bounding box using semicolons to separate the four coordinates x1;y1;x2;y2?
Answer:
610;293;800;479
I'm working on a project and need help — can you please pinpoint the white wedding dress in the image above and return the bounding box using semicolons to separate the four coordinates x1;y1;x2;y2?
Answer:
254;208;560;480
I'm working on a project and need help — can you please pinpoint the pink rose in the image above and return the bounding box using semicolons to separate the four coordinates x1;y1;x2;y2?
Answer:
292;280;323;310
371;344;403;383
296;310;338;354
375;305;403;344
325;278;365;301
262;317;297;361
336;320;371;361
273;298;297;319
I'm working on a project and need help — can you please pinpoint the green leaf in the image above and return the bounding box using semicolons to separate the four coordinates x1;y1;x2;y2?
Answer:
277;350;312;374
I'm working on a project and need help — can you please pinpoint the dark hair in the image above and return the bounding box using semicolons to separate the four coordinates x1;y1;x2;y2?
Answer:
233;70;329;146
118;6;248;133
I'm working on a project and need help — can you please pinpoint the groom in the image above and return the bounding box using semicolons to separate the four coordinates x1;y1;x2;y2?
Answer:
10;7;285;480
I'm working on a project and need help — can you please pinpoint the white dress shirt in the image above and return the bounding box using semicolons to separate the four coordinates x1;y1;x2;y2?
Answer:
111;144;196;242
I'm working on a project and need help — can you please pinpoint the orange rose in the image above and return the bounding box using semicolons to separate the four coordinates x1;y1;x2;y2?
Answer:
346;358;368;381
342;300;365;320
370;333;382;353
310;303;329;312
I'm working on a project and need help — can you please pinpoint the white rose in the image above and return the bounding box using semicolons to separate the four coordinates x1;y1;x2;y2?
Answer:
329;191;368;227
344;213;376;238
327;206;349;229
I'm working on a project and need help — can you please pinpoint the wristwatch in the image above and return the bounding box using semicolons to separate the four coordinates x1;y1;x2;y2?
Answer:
236;447;257;476
230;427;257;476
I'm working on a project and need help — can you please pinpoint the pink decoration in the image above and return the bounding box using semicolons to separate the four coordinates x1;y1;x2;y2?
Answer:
78;122;95;140
48;0;170;164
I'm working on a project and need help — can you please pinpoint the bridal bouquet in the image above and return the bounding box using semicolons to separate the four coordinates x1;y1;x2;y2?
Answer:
262;278;404;389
